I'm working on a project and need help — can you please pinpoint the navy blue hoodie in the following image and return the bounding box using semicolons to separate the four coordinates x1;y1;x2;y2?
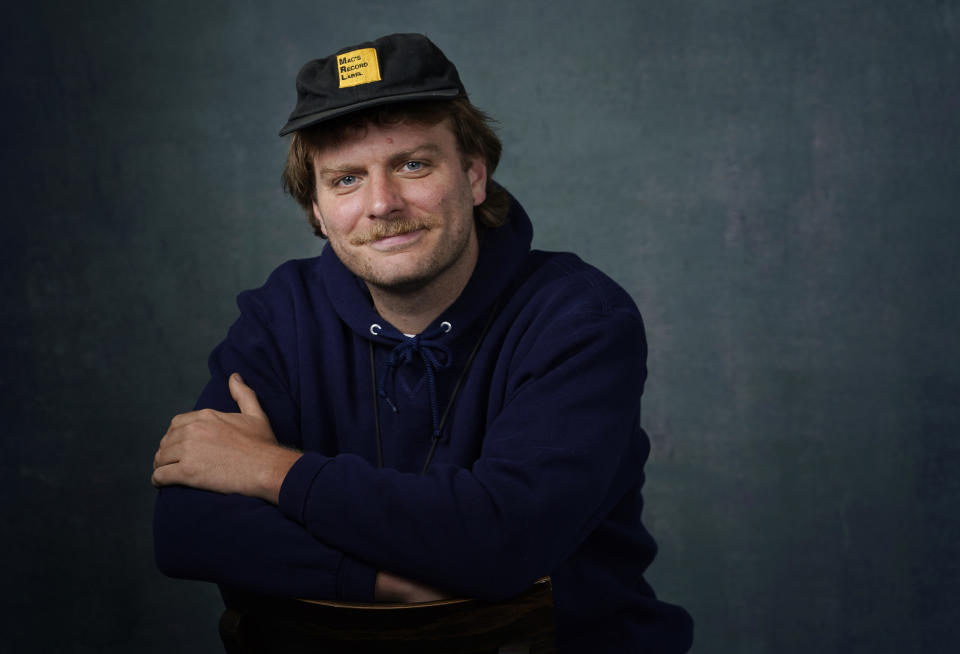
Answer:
154;196;693;652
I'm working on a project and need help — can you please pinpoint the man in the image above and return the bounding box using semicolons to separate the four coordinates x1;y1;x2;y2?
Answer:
153;33;693;652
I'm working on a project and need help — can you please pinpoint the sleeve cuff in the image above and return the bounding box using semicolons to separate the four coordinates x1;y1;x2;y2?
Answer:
336;555;378;602
278;452;331;524
278;452;377;602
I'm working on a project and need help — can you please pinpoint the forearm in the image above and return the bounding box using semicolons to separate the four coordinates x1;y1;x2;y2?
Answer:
278;440;638;600
154;484;377;601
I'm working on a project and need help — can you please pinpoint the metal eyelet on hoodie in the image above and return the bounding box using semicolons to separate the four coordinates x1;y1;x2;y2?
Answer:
440;321;452;333
369;323;382;336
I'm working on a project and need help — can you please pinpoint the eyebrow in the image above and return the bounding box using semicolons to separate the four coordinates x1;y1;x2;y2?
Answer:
316;143;443;177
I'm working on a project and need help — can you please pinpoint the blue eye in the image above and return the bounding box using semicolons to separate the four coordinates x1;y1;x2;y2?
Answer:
337;175;357;187
403;161;423;172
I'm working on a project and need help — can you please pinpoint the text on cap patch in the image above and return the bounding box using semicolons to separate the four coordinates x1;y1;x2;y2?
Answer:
337;48;382;88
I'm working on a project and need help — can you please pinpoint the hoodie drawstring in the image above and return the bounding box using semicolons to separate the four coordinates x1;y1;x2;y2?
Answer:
368;302;500;475
377;333;452;439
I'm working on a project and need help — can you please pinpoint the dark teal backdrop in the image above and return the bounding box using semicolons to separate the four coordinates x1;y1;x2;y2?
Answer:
2;1;958;652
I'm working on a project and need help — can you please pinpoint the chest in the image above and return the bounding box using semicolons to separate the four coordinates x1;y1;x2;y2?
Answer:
295;331;502;474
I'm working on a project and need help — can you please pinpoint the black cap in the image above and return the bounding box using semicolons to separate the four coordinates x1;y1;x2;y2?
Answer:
278;33;465;136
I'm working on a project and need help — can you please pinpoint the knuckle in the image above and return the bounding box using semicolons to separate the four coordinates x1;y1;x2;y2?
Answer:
184;421;211;439
180;460;199;479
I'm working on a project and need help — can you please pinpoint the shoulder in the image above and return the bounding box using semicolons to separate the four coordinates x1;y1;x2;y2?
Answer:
515;250;642;324
235;256;326;323
259;256;325;293
495;250;648;374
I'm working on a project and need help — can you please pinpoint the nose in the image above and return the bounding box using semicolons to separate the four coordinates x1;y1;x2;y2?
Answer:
365;171;404;219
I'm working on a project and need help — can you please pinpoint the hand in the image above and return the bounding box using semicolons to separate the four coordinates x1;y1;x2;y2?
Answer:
151;373;301;504
374;570;451;603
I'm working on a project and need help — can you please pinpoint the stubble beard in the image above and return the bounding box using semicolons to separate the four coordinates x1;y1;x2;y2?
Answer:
335;214;477;296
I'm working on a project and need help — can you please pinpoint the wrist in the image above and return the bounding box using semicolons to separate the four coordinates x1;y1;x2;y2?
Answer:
258;446;301;505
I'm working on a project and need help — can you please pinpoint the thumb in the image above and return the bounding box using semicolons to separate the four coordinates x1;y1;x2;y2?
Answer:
229;373;267;420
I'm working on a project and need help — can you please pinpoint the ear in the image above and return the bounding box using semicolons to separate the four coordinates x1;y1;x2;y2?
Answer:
465;155;487;207
311;200;328;237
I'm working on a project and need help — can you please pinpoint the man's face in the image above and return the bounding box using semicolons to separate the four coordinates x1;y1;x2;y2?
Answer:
311;118;487;294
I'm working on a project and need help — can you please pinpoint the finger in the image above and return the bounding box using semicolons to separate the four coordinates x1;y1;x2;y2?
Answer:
151;462;180;488
153;442;184;470
229;373;267;420
157;421;192;452
170;408;218;429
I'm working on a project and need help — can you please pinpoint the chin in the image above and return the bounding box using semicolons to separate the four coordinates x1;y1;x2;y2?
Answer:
365;271;436;295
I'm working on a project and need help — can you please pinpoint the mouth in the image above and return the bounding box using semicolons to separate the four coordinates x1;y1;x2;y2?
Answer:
365;228;427;252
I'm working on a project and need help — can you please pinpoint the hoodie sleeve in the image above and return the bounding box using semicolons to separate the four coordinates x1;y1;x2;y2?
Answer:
153;280;377;602
277;286;650;600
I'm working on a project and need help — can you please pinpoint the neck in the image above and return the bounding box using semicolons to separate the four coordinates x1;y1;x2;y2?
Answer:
367;238;479;335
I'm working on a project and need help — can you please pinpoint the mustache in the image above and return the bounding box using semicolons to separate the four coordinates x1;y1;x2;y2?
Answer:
349;218;433;246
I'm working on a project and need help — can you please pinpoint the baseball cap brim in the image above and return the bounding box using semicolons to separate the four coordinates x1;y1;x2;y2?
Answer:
278;87;462;136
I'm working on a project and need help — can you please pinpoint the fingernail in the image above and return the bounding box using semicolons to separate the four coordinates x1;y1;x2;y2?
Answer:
234;373;244;383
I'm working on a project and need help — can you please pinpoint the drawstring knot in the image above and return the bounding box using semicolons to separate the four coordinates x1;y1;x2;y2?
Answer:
376;331;452;439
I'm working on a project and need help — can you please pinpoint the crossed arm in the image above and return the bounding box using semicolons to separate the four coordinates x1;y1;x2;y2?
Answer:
151;372;447;603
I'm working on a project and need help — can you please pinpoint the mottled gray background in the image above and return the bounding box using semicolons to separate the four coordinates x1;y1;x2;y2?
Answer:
2;1;958;652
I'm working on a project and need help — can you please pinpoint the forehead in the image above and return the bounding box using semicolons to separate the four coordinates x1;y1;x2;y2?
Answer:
311;118;459;165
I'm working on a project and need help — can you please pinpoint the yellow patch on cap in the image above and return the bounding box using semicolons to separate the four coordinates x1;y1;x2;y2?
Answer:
337;47;382;88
